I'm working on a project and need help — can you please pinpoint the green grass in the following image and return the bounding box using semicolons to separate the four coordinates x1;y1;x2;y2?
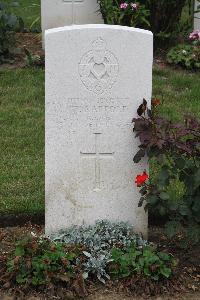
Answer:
5;0;41;29
0;68;44;214
153;66;200;120
0;66;199;215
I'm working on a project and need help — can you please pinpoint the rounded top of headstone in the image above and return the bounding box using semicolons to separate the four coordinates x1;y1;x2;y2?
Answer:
45;24;153;37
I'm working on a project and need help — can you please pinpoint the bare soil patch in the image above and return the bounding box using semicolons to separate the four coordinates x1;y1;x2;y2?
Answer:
0;33;43;70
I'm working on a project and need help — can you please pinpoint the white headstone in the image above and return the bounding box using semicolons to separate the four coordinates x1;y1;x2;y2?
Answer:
194;0;200;30
45;24;153;236
41;0;103;44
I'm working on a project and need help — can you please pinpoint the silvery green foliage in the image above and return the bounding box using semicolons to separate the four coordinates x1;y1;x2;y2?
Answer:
82;251;112;283
51;220;148;283
52;220;147;249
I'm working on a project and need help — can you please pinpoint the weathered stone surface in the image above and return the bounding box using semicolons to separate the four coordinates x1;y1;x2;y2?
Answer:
41;0;103;44
194;0;200;30
45;24;153;236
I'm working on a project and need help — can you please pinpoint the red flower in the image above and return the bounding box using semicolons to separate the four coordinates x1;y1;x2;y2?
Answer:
135;171;148;187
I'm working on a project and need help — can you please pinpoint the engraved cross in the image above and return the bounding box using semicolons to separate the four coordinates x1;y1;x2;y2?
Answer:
63;0;84;24
80;133;114;191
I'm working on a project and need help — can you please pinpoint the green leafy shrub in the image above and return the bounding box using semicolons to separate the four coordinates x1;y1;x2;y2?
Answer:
167;44;200;70
109;244;175;280
133;99;200;246
140;156;200;246
98;1;150;28
0;1;24;63
5;236;79;286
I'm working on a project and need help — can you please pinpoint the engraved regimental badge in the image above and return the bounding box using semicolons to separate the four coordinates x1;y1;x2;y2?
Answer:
79;38;119;94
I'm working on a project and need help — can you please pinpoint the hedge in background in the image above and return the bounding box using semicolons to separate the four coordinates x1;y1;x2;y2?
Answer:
98;0;188;47
0;1;23;63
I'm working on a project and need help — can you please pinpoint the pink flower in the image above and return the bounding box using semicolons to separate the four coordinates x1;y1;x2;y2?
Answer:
189;30;200;41
120;2;128;9
131;3;139;10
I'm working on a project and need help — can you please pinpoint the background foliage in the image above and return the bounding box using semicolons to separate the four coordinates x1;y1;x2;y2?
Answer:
4;0;40;30
0;1;23;63
167;43;200;69
140;0;190;46
98;0;150;28
98;0;193;47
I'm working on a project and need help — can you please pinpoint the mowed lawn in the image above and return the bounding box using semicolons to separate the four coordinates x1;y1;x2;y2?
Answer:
0;69;44;214
153;66;200;120
0;66;200;215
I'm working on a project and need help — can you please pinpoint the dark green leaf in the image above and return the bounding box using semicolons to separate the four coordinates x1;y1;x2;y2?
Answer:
160;266;171;278
159;192;170;200
133;148;145;163
138;197;145;207
164;221;182;238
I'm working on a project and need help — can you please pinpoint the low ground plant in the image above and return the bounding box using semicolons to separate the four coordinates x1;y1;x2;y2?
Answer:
24;47;45;67
167;30;200;70
52;220;148;283
1;221;176;291
167;44;200;70
4;236;79;286
109;245;174;280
